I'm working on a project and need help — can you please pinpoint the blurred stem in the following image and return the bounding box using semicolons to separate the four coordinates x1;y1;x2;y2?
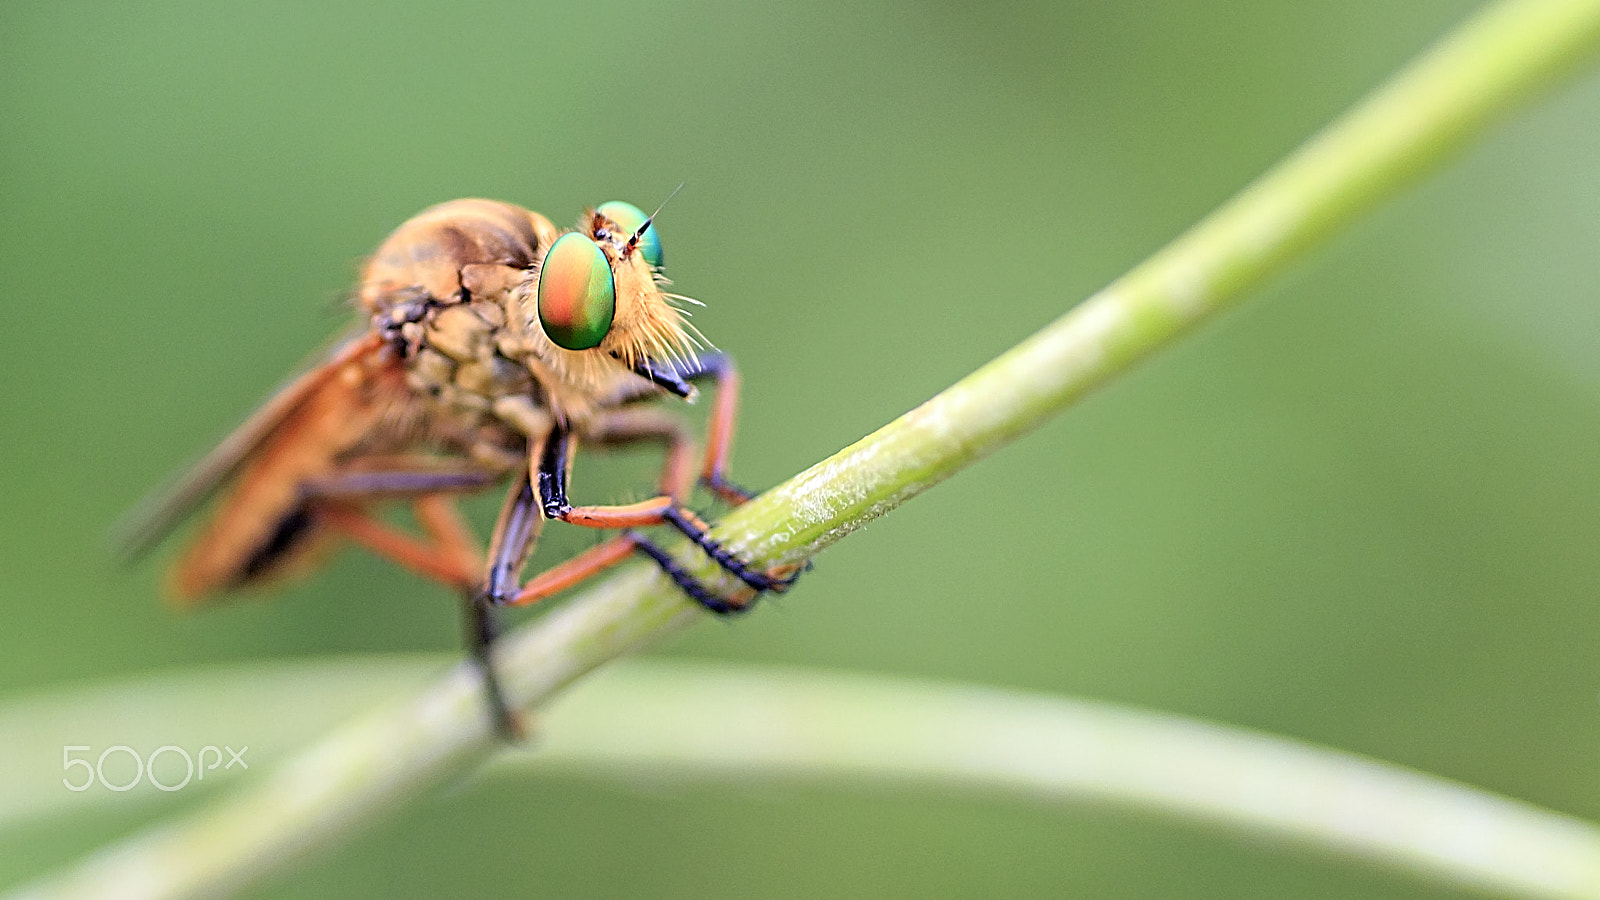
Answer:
527;664;1600;899
16;0;1600;897
10;659;1600;899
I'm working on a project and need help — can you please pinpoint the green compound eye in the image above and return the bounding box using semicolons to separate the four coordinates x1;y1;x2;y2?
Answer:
537;233;616;351
596;200;663;269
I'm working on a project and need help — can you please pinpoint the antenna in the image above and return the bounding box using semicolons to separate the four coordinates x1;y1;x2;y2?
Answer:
629;182;685;252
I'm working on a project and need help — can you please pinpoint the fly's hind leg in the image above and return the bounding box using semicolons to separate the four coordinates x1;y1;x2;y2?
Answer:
463;580;521;742
305;465;498;589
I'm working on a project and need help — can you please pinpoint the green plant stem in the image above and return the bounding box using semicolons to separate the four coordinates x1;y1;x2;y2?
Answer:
9;658;1600;899
14;0;1600;897
527;663;1600;899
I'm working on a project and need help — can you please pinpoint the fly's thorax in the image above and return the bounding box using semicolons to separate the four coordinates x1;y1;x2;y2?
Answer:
396;299;543;440
357;199;558;316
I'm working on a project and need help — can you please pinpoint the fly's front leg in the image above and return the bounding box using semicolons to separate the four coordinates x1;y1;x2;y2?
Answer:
588;407;697;503
633;352;753;505
502;410;699;608
674;353;811;587
524;426;796;613
682;352;755;506
642;353;809;594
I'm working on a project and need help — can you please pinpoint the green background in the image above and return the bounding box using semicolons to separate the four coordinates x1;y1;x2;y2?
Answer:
5;0;1600;895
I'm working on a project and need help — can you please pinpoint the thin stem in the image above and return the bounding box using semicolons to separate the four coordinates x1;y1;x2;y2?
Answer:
14;0;1600;897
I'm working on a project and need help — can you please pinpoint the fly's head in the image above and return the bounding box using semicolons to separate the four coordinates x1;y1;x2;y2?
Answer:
520;200;702;403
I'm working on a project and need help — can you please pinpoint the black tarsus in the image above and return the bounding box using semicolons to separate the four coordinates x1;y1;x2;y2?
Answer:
626;531;751;615
701;471;755;503
660;507;785;593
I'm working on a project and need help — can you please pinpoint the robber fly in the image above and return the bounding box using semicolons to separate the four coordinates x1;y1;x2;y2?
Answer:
120;196;798;736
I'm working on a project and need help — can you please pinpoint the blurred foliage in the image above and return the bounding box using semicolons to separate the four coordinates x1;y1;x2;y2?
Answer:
3;0;1600;896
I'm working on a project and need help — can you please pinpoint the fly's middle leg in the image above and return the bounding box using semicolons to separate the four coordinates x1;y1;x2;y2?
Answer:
301;462;525;739
510;426;798;611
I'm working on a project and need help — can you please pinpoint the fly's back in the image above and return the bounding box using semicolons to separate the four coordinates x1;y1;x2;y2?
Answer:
362;199;561;452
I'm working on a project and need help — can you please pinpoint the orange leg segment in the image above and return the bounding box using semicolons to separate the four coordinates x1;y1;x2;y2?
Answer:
696;357;752;506
319;499;480;590
589;408;697;502
701;361;741;497
298;462;496;590
414;494;483;581
561;496;678;529
506;534;640;606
